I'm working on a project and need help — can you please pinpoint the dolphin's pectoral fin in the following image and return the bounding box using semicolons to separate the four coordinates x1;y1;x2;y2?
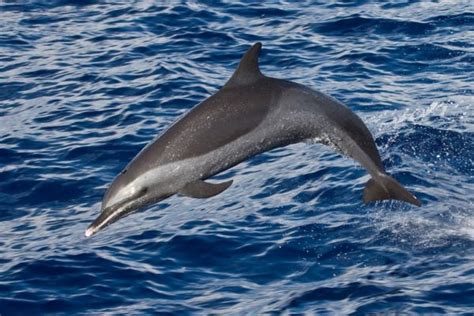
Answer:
363;174;421;207
179;179;233;199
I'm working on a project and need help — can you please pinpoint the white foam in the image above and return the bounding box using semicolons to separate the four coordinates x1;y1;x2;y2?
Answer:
367;95;474;136
370;202;474;248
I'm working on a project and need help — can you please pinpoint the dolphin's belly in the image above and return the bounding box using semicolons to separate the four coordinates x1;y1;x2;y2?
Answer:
195;114;311;180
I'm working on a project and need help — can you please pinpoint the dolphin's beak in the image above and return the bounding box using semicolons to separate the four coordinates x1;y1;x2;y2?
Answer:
85;190;171;237
85;218;102;237
85;207;118;237
85;190;164;237
85;188;147;237
85;227;94;237
85;200;134;238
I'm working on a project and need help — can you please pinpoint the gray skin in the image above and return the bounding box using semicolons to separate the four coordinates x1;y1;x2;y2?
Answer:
85;42;420;237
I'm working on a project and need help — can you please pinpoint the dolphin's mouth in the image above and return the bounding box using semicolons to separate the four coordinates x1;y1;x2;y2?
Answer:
85;204;130;237
85;208;119;237
85;189;149;237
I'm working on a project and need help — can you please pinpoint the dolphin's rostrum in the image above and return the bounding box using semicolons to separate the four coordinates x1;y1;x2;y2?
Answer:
85;43;421;237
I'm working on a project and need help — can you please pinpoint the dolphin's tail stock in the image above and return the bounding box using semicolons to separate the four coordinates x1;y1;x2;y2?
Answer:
363;174;421;206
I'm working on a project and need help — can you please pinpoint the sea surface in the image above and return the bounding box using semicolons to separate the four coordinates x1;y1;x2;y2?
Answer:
1;1;473;314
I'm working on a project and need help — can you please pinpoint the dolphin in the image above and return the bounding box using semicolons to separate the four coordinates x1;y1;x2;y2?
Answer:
85;42;421;237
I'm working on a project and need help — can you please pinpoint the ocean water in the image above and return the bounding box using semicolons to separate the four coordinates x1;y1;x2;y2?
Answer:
1;1;473;314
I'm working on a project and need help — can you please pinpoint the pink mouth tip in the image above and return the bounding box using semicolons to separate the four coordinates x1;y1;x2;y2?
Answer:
84;227;94;237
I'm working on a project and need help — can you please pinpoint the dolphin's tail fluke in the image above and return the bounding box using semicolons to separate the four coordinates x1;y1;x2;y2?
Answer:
363;174;421;206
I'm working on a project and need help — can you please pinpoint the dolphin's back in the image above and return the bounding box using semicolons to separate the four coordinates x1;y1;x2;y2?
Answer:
130;83;277;171
272;81;420;206
266;80;383;171
316;92;383;169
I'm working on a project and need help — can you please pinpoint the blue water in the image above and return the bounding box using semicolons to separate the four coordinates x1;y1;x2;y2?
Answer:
1;1;473;314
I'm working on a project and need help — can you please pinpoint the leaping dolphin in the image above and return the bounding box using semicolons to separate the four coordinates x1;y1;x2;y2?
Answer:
85;42;420;237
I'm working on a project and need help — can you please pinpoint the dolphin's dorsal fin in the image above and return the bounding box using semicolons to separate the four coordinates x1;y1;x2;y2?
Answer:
225;42;264;87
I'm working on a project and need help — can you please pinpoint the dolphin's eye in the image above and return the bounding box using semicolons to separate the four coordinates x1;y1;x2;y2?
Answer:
140;187;148;195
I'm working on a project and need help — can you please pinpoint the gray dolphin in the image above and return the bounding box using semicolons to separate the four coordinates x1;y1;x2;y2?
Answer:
85;42;420;237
